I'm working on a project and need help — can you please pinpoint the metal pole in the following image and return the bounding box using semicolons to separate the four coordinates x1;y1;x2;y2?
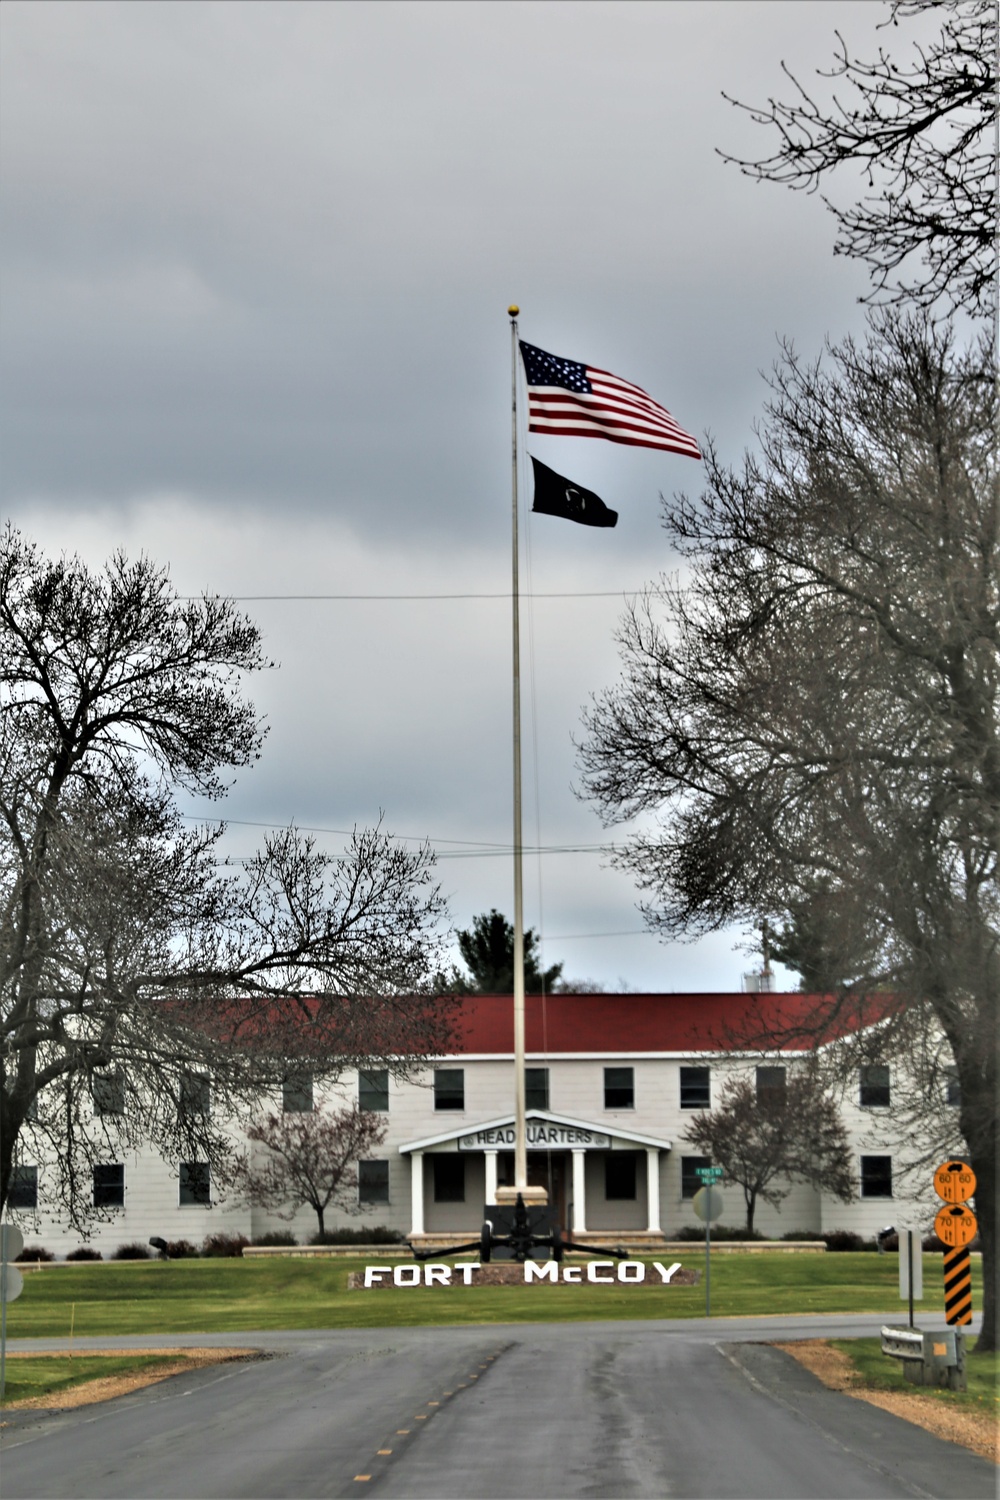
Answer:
1;1257;7;1402
908;1231;914;1329
509;304;527;1193
705;1209;711;1317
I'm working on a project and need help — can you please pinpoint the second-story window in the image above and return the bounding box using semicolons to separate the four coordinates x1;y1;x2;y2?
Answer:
359;1069;390;1112
92;1072;125;1117
680;1066;710;1109
434;1068;465;1111
859;1065;891;1108
756;1066;786;1108
603;1066;634;1109
282;1073;314;1113
525;1067;549;1110
179;1072;210;1118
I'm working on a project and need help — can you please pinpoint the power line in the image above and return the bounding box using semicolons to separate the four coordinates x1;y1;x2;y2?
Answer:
183;813;617;860
179;590;645;602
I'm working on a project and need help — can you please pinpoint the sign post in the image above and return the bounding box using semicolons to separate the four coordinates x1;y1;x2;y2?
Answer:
898;1228;922;1328
693;1167;724;1318
932;1161;976;1328
1;1223;25;1403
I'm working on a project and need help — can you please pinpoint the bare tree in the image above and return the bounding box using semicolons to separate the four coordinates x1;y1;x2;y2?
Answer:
720;0;997;318
579;309;998;1347
684;1069;854;1235
0;529;452;1227
230;1104;389;1238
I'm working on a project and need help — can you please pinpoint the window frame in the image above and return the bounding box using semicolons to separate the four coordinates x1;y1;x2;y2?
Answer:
681;1155;712;1199
679;1066;711;1110
603;1066;635;1110
93;1162;125;1209
358;1158;390;1205
179;1071;211;1118
860;1155;893;1199
359;1068;390;1113
282;1072;314;1113
92;1071;126;1117
859;1065;891;1109
8;1164;38;1210
433;1068;465;1112
178;1161;211;1207
525;1066;549;1111
755;1065;787;1108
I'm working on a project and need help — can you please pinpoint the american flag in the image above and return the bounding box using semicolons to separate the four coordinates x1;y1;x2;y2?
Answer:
519;341;701;459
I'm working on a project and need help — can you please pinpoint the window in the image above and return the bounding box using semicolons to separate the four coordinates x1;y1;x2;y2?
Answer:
944;1068;961;1107
432;1154;465;1202
282;1073;314;1113
358;1159;390;1204
434;1069;464;1111
680;1066;710;1109
603;1066;634;1110
179;1161;211;1206
525;1067;549;1111
604;1153;637;1200
756;1065;786;1108
93;1163;125;1208
359;1069;389;1112
179;1072;210;1117
8;1165;37;1210
681;1156;711;1199
860;1155;893;1198
92;1072;125;1116
859;1065;890;1109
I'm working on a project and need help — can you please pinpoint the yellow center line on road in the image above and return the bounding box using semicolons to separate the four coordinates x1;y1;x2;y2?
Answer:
378;1449;392;1455
396;1430;410;1435
353;1477;371;1484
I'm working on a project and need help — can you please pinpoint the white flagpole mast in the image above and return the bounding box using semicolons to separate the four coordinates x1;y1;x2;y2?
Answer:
508;304;528;1195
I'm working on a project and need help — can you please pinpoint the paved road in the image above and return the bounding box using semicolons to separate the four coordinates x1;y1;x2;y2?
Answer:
3;1317;993;1499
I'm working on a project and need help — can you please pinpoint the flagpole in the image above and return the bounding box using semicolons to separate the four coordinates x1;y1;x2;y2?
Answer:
508;304;528;1195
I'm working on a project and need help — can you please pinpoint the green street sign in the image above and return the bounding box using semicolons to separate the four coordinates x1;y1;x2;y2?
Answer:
694;1167;723;1183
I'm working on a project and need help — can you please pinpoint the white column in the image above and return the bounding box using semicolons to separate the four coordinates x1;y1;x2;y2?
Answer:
410;1151;425;1237
572;1149;587;1234
646;1147;661;1234
484;1150;498;1205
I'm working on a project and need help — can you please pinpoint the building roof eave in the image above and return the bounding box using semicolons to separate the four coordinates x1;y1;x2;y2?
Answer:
399;1107;672;1155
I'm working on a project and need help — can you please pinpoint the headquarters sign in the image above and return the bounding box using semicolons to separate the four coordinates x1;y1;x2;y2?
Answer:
457;1124;611;1151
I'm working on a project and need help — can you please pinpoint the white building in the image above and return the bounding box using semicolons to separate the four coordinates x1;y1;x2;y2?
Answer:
7;992;953;1255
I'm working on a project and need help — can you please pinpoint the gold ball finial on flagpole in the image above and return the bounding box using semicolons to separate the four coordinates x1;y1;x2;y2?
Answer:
508;304;519;317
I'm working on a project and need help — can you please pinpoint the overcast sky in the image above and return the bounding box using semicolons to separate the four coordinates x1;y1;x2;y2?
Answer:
2;1;910;991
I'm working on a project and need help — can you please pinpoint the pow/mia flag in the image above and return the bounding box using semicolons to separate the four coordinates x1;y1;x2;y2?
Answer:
530;457;618;528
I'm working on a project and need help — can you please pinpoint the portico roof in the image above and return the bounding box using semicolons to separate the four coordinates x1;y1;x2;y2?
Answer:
399;1108;672;1155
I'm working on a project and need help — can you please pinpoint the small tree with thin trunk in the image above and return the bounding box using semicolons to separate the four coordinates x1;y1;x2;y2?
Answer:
683;1068;854;1235
230;1104;389;1238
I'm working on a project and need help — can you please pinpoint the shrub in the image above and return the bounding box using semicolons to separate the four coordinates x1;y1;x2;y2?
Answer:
251;1231;298;1247
165;1239;200;1259
15;1245;55;1262
201;1233;250;1258
671;1224;764;1242
66;1246;103;1261
112;1241;151;1260
780;1230;826;1241
821;1229;865;1252
308;1225;404;1246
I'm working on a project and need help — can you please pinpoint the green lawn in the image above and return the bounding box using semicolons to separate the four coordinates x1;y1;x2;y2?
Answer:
831;1337;998;1414
4;1252;985;1337
2;1353;182;1406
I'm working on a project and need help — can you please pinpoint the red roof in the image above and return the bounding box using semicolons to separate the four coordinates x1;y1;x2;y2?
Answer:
444;991;892;1054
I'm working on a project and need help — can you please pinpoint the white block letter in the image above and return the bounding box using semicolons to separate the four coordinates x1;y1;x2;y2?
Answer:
456;1263;480;1285
525;1260;558;1283
562;1265;582;1282
424;1263;451;1286
393;1264;421;1287
617;1261;645;1283
364;1266;390;1287
586;1260;615;1283
653;1261;682;1284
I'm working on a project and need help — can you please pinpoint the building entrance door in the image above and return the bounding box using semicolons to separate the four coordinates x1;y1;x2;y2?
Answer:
498;1151;568;1230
